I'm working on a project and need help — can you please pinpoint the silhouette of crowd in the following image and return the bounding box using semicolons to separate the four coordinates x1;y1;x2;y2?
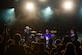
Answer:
0;25;82;55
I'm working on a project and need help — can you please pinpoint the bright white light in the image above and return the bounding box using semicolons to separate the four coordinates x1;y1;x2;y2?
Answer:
23;2;38;19
25;2;35;11
63;1;73;11
39;0;47;2
9;8;14;13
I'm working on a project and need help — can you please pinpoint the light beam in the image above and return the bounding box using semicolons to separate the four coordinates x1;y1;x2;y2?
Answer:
41;6;53;21
1;8;15;25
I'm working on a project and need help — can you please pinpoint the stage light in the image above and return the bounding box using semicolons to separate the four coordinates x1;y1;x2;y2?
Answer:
25;2;35;11
81;8;82;15
80;7;82;18
39;0;47;2
23;2;39;19
63;1;74;11
1;8;15;25
41;6;53;21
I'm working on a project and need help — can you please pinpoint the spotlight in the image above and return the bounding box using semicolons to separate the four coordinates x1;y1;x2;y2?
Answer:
63;1;74;11
39;0;47;2
25;2;35;11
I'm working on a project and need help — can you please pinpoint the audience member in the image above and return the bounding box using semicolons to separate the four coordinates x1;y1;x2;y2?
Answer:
6;33;25;55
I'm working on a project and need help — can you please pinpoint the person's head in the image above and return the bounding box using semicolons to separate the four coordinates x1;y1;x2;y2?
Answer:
46;29;49;33
66;42;75;50
63;36;72;45
25;25;30;30
55;39;62;45
33;43;39;51
14;33;22;42
70;29;74;34
65;42;77;55
49;39;53;44
8;39;14;46
73;41;80;48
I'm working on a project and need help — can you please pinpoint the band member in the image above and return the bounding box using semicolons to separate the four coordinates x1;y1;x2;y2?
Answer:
24;25;31;45
69;27;78;41
43;29;51;47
